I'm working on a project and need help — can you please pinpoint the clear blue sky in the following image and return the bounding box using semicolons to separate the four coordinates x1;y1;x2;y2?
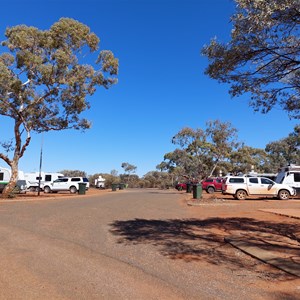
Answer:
1;0;298;177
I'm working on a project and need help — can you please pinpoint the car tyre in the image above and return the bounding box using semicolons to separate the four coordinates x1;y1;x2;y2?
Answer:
207;186;215;194
235;190;247;200
44;186;51;193
70;186;77;194
278;189;289;200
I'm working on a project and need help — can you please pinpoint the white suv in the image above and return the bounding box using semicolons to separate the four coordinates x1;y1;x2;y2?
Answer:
222;176;296;200
44;177;89;194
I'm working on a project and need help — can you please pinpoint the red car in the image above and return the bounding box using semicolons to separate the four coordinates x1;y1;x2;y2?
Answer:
201;177;223;194
175;183;187;190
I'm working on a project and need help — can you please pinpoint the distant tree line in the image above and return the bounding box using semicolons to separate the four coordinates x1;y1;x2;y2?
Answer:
61;122;299;188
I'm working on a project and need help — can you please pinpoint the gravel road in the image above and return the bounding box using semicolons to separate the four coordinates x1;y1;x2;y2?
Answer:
0;188;299;299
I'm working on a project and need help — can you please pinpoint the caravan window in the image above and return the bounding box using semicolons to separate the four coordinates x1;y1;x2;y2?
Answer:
45;175;52;182
0;173;3;181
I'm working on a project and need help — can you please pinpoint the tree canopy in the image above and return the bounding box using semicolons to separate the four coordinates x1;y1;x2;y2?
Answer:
161;121;299;180
0;18;118;196
161;120;239;180
202;0;300;119
265;125;300;168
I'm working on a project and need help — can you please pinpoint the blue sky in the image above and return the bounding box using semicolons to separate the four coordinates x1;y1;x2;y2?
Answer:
1;0;298;177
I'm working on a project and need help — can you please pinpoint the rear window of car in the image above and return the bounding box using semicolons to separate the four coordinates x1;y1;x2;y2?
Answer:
71;178;81;182
205;179;213;183
83;178;89;182
228;178;245;183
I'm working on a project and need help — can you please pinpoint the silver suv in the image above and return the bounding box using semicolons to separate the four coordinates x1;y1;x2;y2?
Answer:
44;177;89;194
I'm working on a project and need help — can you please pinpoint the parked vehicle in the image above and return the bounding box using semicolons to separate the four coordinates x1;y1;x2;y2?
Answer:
15;180;28;193
0;167;11;192
275;165;300;196
202;177;223;194
94;175;106;189
44;177;90;194
222;176;296;200
24;172;64;191
0;167;27;193
175;183;187;190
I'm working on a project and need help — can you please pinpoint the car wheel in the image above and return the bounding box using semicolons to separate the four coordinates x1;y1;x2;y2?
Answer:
70;186;77;194
207;186;215;194
278;189;289;200
44;186;51;193
235;190;247;200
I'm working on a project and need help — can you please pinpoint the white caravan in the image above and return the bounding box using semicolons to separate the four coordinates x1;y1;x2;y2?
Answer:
0;167;11;184
94;175;106;189
275;165;300;196
24;172;64;191
0;167;26;192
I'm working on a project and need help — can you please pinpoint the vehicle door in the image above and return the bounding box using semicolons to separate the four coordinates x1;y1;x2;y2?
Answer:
256;177;277;195
246;177;260;194
52;178;69;191
215;178;223;190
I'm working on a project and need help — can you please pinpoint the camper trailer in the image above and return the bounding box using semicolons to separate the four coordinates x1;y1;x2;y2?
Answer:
24;172;64;191
94;175;106;189
275;165;300;196
0;167;11;191
0;167;26;193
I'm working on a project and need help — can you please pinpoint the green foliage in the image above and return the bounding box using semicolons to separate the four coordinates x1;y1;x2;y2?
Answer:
121;162;137;184
58;170;87;177
202;0;300;119
161;122;299;178
229;145;270;174
163;120;239;179
265;125;300;168
121;162;137;174
142;171;173;188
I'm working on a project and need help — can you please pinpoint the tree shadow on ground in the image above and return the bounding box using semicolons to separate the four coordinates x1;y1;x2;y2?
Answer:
110;217;300;280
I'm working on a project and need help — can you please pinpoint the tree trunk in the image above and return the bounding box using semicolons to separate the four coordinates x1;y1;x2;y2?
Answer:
2;159;19;198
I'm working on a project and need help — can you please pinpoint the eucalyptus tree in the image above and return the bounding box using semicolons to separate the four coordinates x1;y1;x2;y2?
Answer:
265;125;300;168
121;162;137;183
0;18;118;196
229;145;270;174
205;120;239;176
161;120;239;180
202;0;300;119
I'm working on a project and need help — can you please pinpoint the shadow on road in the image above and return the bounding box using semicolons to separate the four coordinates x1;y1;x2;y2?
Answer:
110;217;300;280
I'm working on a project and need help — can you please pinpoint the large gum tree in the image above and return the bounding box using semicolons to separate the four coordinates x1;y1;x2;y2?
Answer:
202;0;300;119
0;18;118;196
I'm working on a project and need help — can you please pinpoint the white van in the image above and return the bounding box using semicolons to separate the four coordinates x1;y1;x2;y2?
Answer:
275;165;300;196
